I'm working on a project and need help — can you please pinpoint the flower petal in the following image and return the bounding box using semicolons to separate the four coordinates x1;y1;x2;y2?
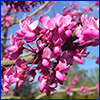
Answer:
73;53;83;64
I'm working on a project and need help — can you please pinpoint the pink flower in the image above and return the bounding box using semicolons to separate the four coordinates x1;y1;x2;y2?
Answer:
39;16;55;30
80;15;99;46
71;75;79;85
83;6;92;14
6;34;24;60
69;46;90;64
52;32;66;46
38;74;56;96
1;58;27;93
54;13;72;27
80;86;89;93
81;14;99;30
41;47;56;68
54;52;71;81
27;67;37;82
66;86;72;92
62;6;71;16
15;16;39;43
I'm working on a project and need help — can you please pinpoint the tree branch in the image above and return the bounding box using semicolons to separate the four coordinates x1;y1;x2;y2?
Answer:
1;1;51;31
35;86;97;99
1;52;35;67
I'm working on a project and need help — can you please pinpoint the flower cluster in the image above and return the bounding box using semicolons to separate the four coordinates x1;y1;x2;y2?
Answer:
80;86;89;93
71;75;83;85
1;1;44;12
66;86;72;92
1;2;99;96
1;7;12;27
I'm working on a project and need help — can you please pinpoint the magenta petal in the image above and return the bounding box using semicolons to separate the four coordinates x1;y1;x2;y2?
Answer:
52;32;66;46
29;76;34;82
73;53;83;64
15;29;23;35
40;28;47;34
88;16;98;29
38;75;44;83
92;39;99;46
42;59;49;68
43;47;51;59
45;90;50;97
81;14;88;28
7;45;17;52
65;15;72;26
82;28;90;35
9;76;18;84
56;71;67;81
80;86;84;91
15;80;25;89
58;27;65;34
53;46;62;54
16;58;22;67
39;79;47;92
39;16;50;26
45;18;55;30
65;30;72;38
10;34;15;45
89;29;99;39
8;50;20;60
24;32;36;43
62;6;71;16
28;20;38;31
3;87;10;93
4;75;9;83
49;83;57;88
59;58;67;70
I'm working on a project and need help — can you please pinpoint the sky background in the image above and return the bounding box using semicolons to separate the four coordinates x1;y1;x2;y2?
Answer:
1;1;99;90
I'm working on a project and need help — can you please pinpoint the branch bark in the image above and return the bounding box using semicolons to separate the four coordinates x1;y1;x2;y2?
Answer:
1;52;35;66
35;86;97;99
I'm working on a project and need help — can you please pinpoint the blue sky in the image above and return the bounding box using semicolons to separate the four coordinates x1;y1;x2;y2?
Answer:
1;1;99;90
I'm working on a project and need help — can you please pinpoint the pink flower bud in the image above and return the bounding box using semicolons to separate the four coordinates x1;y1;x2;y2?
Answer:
65;30;72;38
29;76;34;82
53;46;62;54
42;59;49;68
41;28;47;34
58;27;65;34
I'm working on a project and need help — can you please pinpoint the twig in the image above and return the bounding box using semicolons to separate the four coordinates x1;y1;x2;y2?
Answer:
1;1;51;31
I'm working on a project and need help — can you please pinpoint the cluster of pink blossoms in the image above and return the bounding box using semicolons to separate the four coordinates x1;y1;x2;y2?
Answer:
71;74;83;85
1;1;44;12
80;86;89;93
1;7;12;27
66;86;72;93
1;4;99;96
1;1;45;28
